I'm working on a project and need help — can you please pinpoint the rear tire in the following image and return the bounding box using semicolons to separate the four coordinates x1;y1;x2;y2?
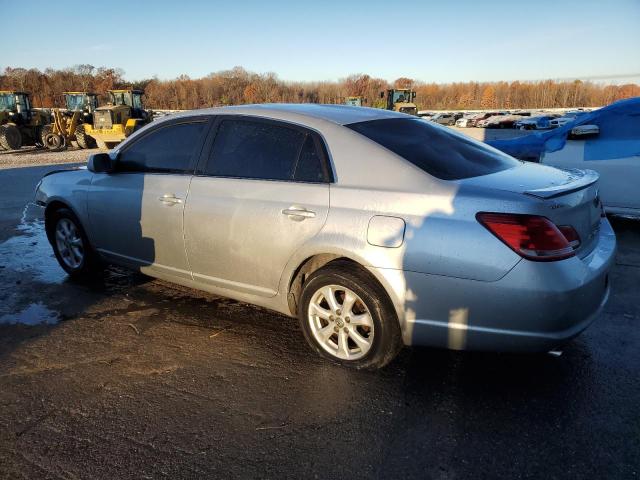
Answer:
298;261;403;370
0;124;22;150
48;208;102;278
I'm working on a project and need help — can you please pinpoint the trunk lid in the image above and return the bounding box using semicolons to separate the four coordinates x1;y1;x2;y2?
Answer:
462;163;603;257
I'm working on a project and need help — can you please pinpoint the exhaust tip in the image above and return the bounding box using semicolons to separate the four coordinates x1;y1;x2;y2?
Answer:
547;350;563;357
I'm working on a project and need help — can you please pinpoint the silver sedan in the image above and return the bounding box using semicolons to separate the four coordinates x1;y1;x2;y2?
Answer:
35;104;616;369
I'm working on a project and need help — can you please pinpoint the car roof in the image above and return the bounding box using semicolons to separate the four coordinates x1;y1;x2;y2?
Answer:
168;103;408;126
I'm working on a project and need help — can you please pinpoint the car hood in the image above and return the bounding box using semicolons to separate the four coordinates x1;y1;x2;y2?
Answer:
42;165;87;178
459;161;598;198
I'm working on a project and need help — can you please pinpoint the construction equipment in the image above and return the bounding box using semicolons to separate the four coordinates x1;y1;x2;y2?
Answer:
380;88;418;115
41;92;99;149
64;91;99;117
42;109;82;150
65;92;98;148
82;89;152;148
344;96;367;107
0;91;50;150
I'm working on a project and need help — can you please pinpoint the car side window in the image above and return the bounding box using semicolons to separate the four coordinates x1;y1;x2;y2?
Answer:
205;119;310;181
294;135;326;182
118;121;207;173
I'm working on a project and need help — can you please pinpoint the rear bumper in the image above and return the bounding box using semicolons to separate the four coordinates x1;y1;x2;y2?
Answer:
384;217;617;352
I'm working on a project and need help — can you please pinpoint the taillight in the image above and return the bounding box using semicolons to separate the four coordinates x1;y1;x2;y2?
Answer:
476;213;578;261
558;225;581;250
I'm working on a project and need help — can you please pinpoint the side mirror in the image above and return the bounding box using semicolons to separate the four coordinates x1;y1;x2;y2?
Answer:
569;124;599;139
87;153;114;173
412;92;417;99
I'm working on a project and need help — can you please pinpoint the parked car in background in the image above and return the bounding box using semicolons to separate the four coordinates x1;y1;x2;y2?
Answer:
418;112;435;120
455;113;479;128
542;134;639;216
35;104;615;369
515;115;557;130
550;111;588;128
541;101;638;216
476;113;509;128
470;112;505;127
429;113;456;125
487;98;637;217
483;114;524;129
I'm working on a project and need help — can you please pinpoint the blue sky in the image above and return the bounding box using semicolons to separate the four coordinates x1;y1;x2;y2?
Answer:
4;0;639;83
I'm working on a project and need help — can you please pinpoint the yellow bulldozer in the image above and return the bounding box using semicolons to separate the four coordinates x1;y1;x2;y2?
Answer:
81;89;152;148
380;88;418;115
0;91;50;150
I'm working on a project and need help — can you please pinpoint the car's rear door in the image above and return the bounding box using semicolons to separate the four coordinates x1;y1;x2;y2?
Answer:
87;117;211;279
184;116;331;297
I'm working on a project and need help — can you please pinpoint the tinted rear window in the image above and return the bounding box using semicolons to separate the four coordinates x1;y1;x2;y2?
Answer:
346;118;519;180
207;119;305;181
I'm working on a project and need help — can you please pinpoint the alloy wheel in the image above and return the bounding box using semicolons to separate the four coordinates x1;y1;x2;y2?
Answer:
55;218;84;269
307;284;374;360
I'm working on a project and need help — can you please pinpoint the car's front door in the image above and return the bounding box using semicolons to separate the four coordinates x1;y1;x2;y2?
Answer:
87;118;210;279
184;116;331;297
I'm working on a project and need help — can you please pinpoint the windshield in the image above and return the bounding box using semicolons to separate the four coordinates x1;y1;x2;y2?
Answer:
392;90;411;103
0;93;16;111
110;91;133;107
132;93;143;109
346;118;520;180
65;94;86;111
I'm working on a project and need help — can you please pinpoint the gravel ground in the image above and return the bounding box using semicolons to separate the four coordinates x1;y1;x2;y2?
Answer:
0;147;105;170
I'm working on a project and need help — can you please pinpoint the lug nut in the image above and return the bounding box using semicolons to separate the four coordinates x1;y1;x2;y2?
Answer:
334;326;340;333
344;327;349;333
345;317;350;323
336;309;342;316
329;315;334;321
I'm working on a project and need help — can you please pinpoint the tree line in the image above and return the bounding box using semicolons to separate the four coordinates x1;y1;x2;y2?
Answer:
2;65;638;111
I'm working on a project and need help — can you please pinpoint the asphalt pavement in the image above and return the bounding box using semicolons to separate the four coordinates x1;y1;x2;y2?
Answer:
0;164;638;479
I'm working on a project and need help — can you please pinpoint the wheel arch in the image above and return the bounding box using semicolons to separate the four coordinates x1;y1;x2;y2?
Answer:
44;200;86;245
285;253;403;325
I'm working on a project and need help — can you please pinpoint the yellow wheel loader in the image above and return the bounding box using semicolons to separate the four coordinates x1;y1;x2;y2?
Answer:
41;92;99;149
42;109;82;150
82;89;152;148
380;89;418;115
0;91;50;151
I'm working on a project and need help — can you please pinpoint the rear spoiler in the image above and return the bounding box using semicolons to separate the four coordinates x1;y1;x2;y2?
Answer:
524;169;599;199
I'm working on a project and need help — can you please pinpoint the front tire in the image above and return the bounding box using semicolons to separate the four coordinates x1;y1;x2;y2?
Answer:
75;124;96;149
298;261;402;370
44;133;66;151
0;124;22;150
48;208;101;278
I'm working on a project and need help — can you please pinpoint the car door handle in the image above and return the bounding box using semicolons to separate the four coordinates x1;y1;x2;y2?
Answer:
282;207;316;220
158;194;183;205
